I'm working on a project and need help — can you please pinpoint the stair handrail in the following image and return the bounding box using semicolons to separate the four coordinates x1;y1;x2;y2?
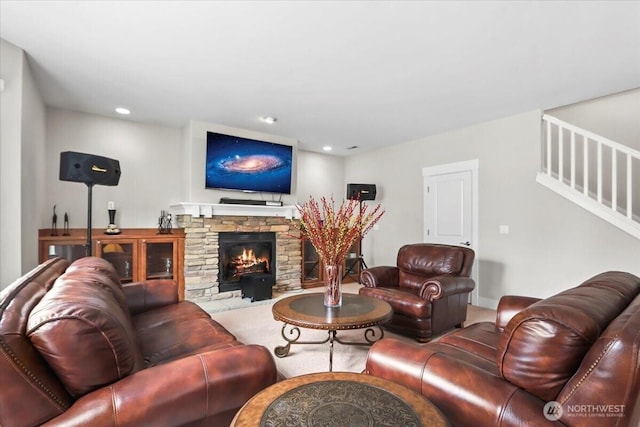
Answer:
542;114;640;159
540;114;639;224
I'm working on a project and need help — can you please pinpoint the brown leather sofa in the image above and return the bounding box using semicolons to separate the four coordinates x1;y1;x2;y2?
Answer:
359;243;475;342
0;257;278;427
364;271;640;427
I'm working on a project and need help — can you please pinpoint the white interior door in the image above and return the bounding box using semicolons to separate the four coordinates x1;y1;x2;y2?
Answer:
422;160;479;303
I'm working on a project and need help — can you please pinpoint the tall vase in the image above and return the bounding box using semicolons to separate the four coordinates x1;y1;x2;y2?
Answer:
324;264;343;307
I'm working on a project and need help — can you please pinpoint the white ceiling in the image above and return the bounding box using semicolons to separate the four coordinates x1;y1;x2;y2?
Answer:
2;1;639;156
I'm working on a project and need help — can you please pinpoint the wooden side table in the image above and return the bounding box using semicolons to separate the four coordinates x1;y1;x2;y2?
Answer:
231;371;449;426
272;293;393;371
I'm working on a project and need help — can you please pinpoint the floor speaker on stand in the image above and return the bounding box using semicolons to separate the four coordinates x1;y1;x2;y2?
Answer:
344;183;377;278
59;151;121;256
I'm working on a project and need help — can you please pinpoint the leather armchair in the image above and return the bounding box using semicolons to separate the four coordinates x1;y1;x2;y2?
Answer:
359;243;475;342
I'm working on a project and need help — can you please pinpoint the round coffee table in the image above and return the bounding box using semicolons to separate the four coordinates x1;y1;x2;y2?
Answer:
230;371;449;426
272;293;392;371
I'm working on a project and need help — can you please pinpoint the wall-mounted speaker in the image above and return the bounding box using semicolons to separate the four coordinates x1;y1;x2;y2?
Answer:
347;183;376;201
59;151;121;186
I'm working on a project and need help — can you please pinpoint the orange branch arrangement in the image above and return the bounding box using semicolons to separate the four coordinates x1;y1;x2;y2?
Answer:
296;196;385;267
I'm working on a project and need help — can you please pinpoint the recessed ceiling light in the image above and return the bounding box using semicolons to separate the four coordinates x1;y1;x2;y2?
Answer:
261;116;277;124
323;146;333;151
115;107;130;115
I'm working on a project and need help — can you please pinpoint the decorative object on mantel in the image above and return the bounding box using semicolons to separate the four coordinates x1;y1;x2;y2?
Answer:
63;212;70;236
106;208;121;235
296;196;384;307
158;210;172;234
51;205;58;236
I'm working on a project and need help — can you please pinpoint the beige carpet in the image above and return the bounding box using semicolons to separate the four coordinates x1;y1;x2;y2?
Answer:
210;283;496;378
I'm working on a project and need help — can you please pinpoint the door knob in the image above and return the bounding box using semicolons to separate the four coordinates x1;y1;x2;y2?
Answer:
460;241;471;246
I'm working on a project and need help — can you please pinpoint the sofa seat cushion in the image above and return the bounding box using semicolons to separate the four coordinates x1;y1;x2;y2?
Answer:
437;322;501;363
359;287;431;318
497;271;640;402
27;275;145;397
133;300;211;330
133;302;239;366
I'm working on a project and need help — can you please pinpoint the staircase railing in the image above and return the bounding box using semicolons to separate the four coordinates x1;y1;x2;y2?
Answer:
537;114;640;239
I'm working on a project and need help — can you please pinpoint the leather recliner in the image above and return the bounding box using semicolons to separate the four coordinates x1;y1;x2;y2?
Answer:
359;243;475;342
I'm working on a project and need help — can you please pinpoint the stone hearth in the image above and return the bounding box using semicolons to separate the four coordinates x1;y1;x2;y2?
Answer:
175;214;301;303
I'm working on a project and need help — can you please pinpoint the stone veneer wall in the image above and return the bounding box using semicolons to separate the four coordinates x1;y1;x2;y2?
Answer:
176;214;302;303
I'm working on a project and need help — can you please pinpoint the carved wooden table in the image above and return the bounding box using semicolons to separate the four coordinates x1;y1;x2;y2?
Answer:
271;293;393;371
230;371;450;426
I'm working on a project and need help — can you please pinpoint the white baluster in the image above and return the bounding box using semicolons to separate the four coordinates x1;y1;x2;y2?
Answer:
559;126;564;182
583;136;589;196
597;142;602;204
570;131;576;189
612;148;617;212
627;154;633;219
546;120;552;176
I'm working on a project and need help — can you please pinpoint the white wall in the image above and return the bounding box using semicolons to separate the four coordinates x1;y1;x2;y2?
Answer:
345;108;640;308
1;38;46;286
295;150;345;203
42;110;346;229
0;39;24;287
20;48;46;273
44;109;183;229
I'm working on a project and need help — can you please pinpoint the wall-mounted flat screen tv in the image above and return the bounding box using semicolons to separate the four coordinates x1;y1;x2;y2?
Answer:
205;131;293;194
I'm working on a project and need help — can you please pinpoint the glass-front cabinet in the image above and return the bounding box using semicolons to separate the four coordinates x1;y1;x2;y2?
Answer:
39;228;185;299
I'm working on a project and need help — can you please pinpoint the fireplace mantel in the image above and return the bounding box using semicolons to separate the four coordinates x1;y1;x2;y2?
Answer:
170;202;300;219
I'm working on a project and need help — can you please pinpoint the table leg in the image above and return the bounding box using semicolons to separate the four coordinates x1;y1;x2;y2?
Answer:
333;326;385;346
328;330;336;372
274;323;331;358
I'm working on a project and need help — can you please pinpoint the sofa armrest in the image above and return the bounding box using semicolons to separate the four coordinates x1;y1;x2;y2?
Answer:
42;345;277;427
122;280;179;315
495;295;541;330
365;338;557;427
360;266;399;288
419;276;475;301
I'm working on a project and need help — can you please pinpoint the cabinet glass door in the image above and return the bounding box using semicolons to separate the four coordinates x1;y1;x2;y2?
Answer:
343;241;361;282
46;243;86;263
98;241;135;283
144;241;175;280
303;239;321;282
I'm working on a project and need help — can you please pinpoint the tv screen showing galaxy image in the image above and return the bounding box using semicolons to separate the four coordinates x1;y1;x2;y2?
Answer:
205;132;293;194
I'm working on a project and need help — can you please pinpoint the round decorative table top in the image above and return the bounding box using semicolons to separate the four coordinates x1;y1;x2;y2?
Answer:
272;293;393;330
231;372;449;427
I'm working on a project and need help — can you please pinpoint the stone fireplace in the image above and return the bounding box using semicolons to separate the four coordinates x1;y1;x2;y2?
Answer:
174;205;301;304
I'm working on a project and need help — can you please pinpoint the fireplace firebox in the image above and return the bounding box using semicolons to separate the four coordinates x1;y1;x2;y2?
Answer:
218;232;276;293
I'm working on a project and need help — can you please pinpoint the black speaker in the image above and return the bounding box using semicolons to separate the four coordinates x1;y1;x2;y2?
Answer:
347;183;376;201
59;151;121;186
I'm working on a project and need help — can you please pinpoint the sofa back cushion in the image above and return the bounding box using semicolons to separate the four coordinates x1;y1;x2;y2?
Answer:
497;272;640;402
65;257;129;313
397;244;470;292
27;272;145;397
